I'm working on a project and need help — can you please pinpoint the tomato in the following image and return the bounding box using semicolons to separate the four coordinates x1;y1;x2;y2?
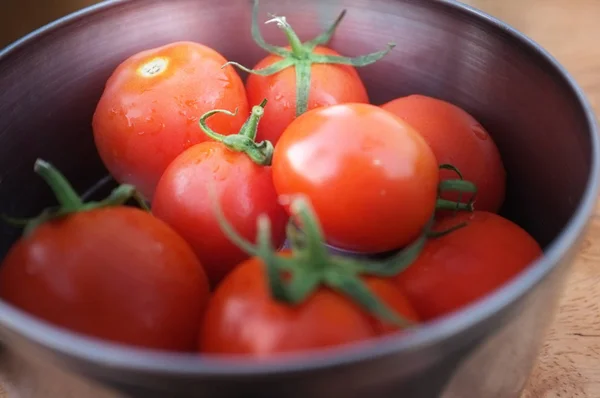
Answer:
152;102;288;286
152;142;288;287
394;211;542;321
227;6;394;145
246;46;369;144
0;206;210;351
199;254;419;356
381;95;506;213
272;103;439;254
92;41;249;200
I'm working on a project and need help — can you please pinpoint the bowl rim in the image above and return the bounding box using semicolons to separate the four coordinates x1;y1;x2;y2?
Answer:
0;0;598;378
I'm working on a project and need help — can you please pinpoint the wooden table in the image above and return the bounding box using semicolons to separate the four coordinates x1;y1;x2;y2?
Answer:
1;0;599;397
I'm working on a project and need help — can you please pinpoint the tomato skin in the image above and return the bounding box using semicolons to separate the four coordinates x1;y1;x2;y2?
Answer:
272;103;439;253
0;207;210;351
246;46;369;145
152;142;288;287
381;95;506;214
394;211;542;321
199;253;418;356
92;41;249;200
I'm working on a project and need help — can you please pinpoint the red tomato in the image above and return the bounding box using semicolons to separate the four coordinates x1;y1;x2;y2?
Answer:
199;253;419;356
92;41;249;200
381;95;506;213
152;142;288;287
272;103;439;253
394;211;542;321
0;207;210;351
247;46;369;145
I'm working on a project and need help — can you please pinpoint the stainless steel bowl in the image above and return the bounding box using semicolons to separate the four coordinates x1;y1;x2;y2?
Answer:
0;0;597;397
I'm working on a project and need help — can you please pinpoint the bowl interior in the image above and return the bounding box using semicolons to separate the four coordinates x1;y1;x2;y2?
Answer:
0;0;595;361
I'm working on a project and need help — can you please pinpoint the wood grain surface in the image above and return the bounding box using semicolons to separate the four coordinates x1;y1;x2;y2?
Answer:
0;0;599;397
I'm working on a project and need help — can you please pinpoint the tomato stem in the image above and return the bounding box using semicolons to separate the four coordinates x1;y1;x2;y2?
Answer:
304;10;347;50
212;192;431;328
226;0;395;118
265;15;307;58
240;99;268;140
3;159;146;237
436;198;474;212
34;159;83;211
198;100;274;166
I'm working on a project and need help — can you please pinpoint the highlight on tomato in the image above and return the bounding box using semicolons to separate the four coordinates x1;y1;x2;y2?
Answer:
152;100;288;287
199;196;428;357
272;102;475;254
225;0;395;145
381;95;506;214
92;41;249;200
394;210;542;321
0;160;210;351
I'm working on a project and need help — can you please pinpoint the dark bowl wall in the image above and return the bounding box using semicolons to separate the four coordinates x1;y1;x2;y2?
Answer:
0;0;596;397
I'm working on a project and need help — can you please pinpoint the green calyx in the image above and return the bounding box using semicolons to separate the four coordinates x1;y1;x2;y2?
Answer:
223;0;395;117
3;159;148;237
199;99;274;166
435;164;478;213
215;194;433;329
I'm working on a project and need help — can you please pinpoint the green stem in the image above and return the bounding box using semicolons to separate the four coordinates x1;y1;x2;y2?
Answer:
305;10;347;49
240;99;267;140
226;4;394;119
251;0;290;57
325;271;414;327
290;197;329;265
6;159;144;236
436;198;474;212
265;15;307;58
439;163;463;179
34;159;83;211
295;61;312;116
438;179;477;196
198;101;274;166
214;194;425;329
310;43;396;67
198;108;238;142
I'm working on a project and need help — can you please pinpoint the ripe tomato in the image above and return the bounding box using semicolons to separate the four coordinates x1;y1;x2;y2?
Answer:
394;211;542;321
228;6;394;145
152;143;288;287
246;46;369;144
381;95;506;213
272;103;439;254
0;207;210;351
92;41;249;200
199;254;419;356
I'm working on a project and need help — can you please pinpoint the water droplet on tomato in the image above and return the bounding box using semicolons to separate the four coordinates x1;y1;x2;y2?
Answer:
275;94;284;101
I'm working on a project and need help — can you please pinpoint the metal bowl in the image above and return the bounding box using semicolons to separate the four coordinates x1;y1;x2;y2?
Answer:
0;0;597;397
